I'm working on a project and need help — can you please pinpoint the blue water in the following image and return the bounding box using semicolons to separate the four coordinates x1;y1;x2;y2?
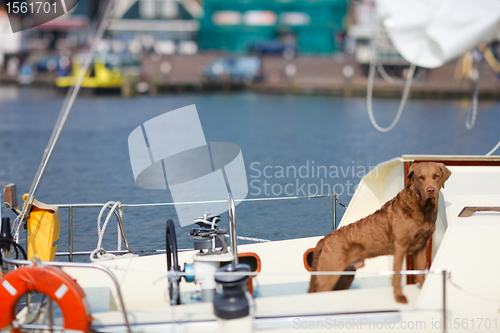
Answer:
0;87;499;254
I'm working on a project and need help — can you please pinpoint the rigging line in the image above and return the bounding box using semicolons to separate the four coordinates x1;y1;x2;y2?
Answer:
465;59;483;130
448;275;499;302
48;194;337;208
123;194;335;207
366;22;416;133
475;46;500;155
486;139;500;156
367;0;441;133
223;234;272;243
13;0;117;242
376;61;424;86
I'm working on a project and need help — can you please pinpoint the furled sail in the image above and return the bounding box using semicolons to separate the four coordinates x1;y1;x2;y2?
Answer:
375;0;500;68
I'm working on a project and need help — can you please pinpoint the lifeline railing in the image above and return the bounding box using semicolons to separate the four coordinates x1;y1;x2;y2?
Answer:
52;193;339;261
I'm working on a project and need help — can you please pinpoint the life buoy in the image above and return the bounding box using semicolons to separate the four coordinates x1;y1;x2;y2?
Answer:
0;265;92;333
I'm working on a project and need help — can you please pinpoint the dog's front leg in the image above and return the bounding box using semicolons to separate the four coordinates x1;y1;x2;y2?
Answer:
392;243;408;304
413;242;429;286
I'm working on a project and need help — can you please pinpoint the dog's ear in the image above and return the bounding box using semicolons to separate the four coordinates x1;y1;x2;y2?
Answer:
406;163;417;188
437;163;451;188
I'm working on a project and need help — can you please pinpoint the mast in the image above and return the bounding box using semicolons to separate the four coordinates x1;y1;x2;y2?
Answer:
14;0;117;242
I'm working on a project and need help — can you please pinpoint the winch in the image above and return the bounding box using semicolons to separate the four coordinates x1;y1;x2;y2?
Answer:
178;212;235;302
189;212;228;254
166;194;241;305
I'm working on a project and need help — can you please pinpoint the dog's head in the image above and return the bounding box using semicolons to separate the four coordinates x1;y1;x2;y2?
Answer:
407;162;451;205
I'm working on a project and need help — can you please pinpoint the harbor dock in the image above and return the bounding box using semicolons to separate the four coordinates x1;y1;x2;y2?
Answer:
1;54;498;98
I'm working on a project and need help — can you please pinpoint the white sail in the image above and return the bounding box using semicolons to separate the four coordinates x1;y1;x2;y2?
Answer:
375;0;500;68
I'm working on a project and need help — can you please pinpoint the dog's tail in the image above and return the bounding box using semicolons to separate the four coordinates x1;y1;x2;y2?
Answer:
311;238;325;272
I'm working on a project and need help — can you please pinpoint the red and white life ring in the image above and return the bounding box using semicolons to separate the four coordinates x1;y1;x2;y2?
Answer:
0;265;92;333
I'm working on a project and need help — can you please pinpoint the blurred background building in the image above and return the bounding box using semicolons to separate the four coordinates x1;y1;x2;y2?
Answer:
200;0;347;55
3;0;494;97
2;0;350;60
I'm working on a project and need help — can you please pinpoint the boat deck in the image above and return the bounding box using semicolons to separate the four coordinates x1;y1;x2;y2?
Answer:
47;157;500;331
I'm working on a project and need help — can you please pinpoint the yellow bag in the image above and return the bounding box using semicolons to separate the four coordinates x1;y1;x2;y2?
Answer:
23;194;60;261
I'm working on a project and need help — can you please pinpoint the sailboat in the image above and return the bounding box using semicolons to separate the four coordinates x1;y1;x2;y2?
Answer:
1;1;500;332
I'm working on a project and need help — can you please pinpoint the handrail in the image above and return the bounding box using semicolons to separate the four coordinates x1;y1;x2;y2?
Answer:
2;257;132;333
458;206;500;217
160;268;440;277
53;194;339;261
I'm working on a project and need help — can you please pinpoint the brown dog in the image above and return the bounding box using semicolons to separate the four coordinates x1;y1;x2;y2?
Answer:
309;162;451;303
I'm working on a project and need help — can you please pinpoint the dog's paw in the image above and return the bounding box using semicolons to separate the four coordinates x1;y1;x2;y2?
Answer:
395;294;408;304
416;275;425;286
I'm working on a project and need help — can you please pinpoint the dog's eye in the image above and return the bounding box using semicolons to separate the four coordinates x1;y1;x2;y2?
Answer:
434;174;440;179
418;176;424;180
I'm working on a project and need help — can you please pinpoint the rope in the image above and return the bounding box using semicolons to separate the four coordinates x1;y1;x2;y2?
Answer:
448;274;499;302
98;201;123;250
465;60;483;130
486;139;500;156
366;23;416;133
0;239;27;267
90;201;135;262
224;235;272;243
474;47;499;154
376;62;424;86
333;195;348;209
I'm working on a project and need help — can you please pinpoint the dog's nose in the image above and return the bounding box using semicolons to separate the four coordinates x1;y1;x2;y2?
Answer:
426;187;435;196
